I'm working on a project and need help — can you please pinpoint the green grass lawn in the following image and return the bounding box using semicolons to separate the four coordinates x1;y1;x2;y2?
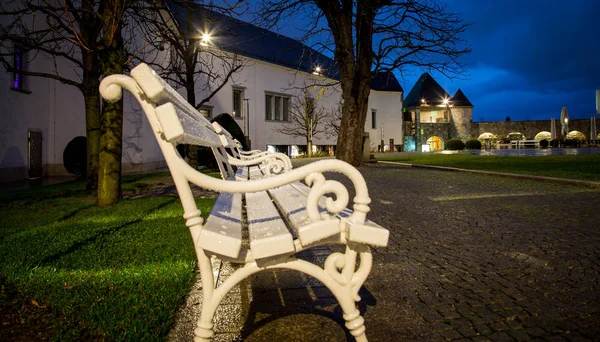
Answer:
378;153;600;182
0;176;216;340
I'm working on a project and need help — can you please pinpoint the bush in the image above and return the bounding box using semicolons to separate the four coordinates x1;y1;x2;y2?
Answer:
63;136;87;178
550;139;560;148
212;113;248;150
445;139;465;150
539;139;549;148
465;139;482;149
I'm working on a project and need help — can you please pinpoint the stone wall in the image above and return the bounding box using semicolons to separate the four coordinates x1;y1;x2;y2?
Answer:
450;107;472;139
472;118;594;140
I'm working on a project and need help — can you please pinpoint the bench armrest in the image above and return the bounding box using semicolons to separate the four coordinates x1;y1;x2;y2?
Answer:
177;157;371;226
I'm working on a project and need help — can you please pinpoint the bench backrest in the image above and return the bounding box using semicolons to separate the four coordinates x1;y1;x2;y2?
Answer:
130;63;236;179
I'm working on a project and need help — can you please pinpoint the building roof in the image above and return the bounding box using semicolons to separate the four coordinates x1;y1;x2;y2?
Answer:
451;88;473;107
403;72;450;109
166;1;402;93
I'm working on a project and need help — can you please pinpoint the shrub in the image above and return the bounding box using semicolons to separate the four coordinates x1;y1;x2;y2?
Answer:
63;136;87;178
539;139;549;148
550;139;560;148
212;113;248;150
465;139;482;149
446;139;465;150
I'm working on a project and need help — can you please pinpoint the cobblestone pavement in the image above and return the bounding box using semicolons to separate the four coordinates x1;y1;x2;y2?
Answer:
169;163;600;342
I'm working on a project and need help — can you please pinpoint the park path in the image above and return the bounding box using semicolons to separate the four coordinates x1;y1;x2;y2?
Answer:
169;163;600;341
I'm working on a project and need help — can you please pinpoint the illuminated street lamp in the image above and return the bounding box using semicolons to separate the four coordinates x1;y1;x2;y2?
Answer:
313;66;322;75
200;33;211;46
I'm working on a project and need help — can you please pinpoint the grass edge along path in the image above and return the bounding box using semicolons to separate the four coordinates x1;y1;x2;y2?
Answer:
0;176;216;341
378;153;600;182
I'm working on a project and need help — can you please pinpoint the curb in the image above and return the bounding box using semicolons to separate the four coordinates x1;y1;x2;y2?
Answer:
376;160;600;188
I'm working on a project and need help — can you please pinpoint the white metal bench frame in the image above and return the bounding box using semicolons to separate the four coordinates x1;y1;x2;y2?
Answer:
99;63;388;342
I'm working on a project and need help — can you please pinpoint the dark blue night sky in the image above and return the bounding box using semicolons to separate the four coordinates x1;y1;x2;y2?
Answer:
416;0;600;122
247;0;600;122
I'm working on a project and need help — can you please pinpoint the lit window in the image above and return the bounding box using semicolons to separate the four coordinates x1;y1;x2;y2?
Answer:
265;92;290;121
232;88;243;117
12;44;28;91
199;106;212;118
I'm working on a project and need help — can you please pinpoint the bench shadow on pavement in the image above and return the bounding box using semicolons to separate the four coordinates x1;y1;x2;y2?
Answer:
234;246;377;342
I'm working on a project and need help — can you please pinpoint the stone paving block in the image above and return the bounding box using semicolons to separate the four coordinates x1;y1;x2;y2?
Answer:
488;331;513;342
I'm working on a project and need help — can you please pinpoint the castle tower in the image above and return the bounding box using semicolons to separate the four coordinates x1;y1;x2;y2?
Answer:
449;88;473;139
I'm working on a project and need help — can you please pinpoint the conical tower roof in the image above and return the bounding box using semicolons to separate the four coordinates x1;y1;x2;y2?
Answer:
403;73;450;109
450;88;473;107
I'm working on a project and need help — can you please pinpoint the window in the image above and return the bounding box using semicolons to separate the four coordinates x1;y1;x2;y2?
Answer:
265;94;273;120
12;44;28;91
371;110;376;129
265;92;290;121
232;87;243;117
199;106;212;118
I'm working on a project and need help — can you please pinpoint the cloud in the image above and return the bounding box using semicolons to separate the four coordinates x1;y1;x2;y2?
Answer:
402;0;600;122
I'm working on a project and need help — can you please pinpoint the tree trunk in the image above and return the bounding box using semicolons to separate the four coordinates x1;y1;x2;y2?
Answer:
97;2;125;206
82;52;101;190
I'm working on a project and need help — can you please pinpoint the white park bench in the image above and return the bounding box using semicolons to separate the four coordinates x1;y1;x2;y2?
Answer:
209;121;293;180
99;63;389;342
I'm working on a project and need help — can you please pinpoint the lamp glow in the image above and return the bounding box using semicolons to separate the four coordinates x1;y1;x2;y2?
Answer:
200;33;211;46
313;66;322;75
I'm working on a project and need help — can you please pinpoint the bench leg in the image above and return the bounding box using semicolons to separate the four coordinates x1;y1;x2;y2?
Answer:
193;250;217;342
193;244;373;341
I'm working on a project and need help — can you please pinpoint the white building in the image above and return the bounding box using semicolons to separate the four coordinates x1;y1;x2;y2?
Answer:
0;3;403;183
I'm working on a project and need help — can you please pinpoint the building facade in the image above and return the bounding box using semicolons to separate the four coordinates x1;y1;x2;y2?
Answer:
0;4;404;182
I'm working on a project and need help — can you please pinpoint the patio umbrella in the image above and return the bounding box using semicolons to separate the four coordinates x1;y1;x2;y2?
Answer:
560;106;569;137
551;117;557;140
591;116;597;141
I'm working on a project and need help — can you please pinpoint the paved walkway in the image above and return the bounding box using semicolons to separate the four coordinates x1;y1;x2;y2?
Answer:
169;162;600;341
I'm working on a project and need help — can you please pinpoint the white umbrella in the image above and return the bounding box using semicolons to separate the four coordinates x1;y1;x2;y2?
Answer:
560;106;569;137
591;116;597;142
551;117;557;140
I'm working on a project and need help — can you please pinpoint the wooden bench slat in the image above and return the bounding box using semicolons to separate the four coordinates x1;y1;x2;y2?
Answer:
269;184;340;246
199;193;243;258
155;103;221;147
246;191;295;259
249;166;264;180
235;166;248;181
131;63;213;128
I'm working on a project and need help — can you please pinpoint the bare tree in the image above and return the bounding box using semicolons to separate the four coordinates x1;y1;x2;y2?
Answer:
276;89;329;158
325;100;343;137
258;0;470;166
132;0;246;167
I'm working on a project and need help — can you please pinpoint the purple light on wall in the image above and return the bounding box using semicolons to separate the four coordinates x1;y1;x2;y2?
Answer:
13;47;22;88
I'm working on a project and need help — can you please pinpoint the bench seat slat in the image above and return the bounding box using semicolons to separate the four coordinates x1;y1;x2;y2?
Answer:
249;166;264;180
155;103;221;147
246;191;295;259
235;166;248;181
269;184;340;246
199;193;243;258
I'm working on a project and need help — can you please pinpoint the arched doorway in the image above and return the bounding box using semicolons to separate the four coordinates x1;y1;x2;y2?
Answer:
566;131;586;140
508;132;525;141
534;131;551;141
477;132;498;149
427;136;443;151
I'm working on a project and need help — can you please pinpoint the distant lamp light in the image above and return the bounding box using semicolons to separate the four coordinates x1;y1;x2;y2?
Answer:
565;118;569;124
443;98;449;105
421;98;426;104
313;66;322;75
200;33;211;46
